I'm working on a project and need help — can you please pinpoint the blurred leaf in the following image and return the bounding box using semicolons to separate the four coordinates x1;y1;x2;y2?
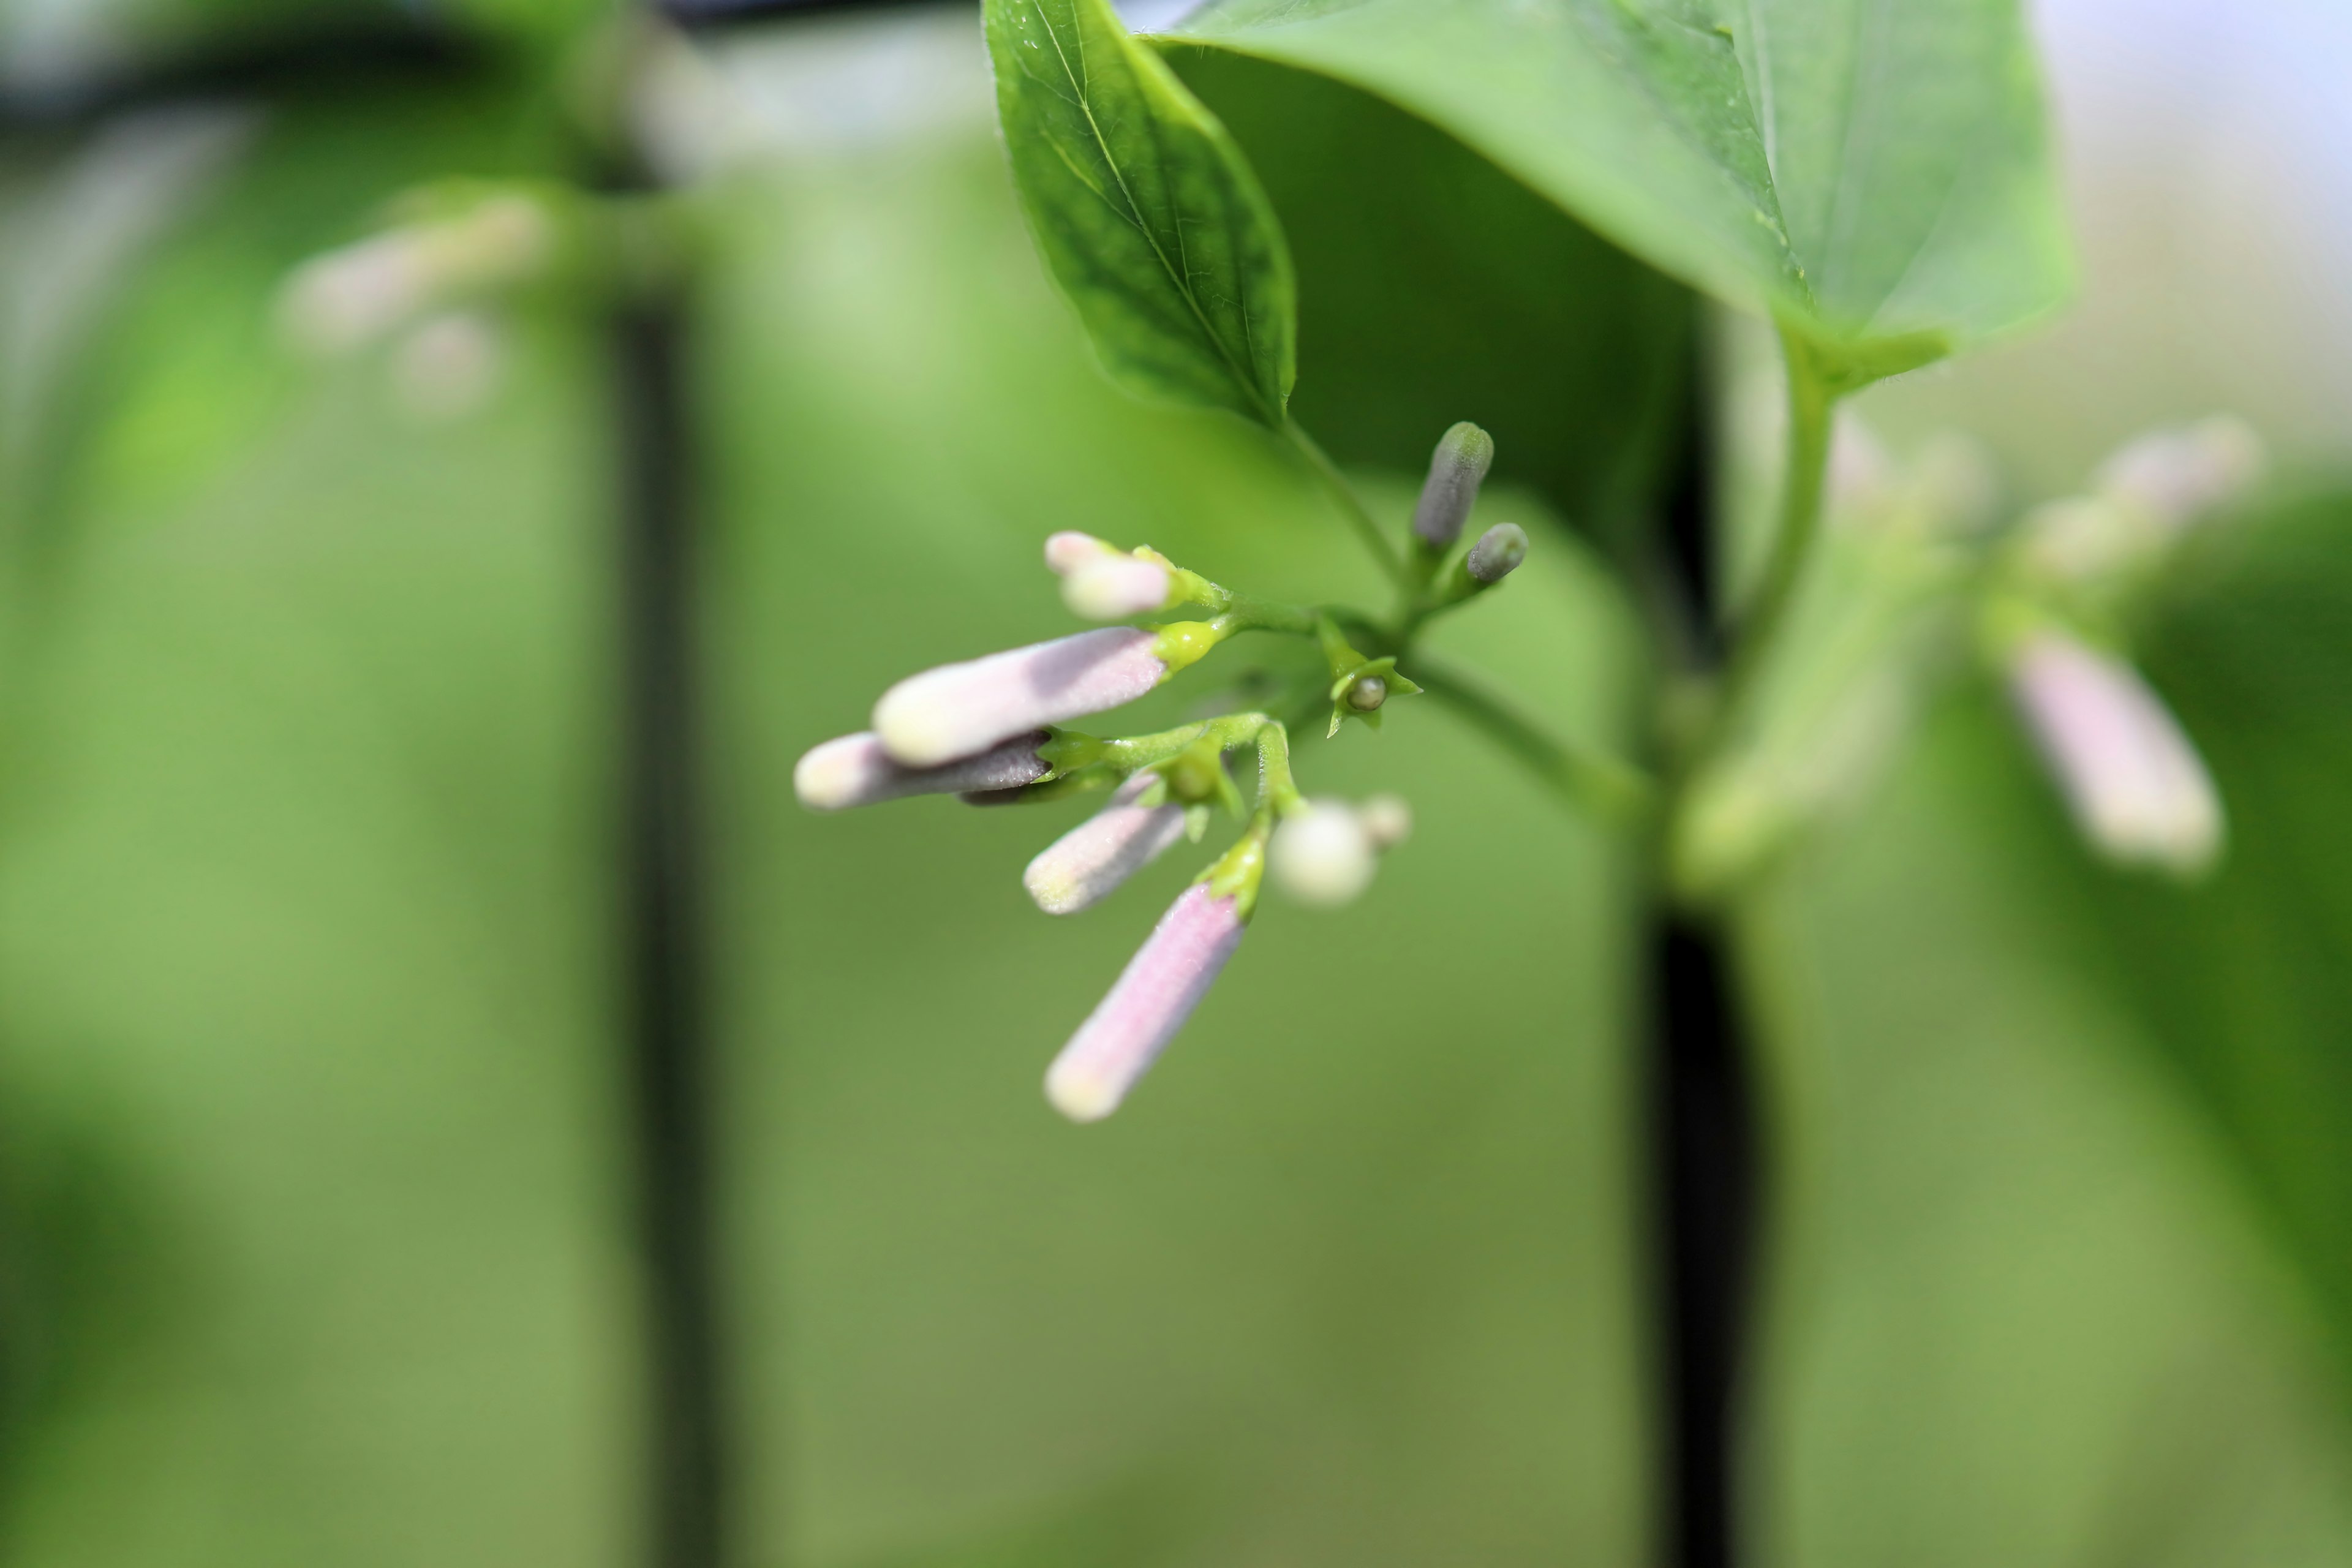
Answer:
982;0;1296;425
1166;47;1693;541
1165;0;2071;364
1740;492;2352;1566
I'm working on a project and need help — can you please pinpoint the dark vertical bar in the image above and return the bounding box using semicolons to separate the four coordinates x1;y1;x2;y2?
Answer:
1646;311;1759;1568
612;288;728;1568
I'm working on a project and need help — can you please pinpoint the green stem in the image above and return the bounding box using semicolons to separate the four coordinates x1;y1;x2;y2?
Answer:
1284;420;1414;595
1411;655;1654;824
1716;325;1836;729
1252;719;1305;815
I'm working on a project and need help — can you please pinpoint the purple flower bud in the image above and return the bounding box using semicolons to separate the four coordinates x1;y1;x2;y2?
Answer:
2096;417;2264;532
1023;773;1188;914
2008;633;2222;875
873;628;1164;767
1044;884;1243;1122
1412;421;1495;548
793;730;1049;812
1465;522;1527;584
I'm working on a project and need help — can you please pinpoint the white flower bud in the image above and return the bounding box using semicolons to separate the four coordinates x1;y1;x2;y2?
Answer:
2097;417;2264;532
1045;883;1244;1122
278;194;553;356
390;311;503;420
872;628;1164;767
1023;773;1188;914
1465;522;1528;584
793;730;1049;811
1412;421;1494;548
2007;632;2222;875
1269;799;1378;907
1045;531;1174;619
1357;793;1412;850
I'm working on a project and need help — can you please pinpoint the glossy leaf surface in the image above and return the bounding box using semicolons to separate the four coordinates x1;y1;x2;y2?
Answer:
984;0;1296;424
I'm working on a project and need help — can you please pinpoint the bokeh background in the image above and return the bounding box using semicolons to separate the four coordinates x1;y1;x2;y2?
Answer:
0;2;2348;1566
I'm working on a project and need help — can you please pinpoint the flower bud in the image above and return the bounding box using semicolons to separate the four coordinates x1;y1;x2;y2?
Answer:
1412;421;1495;548
793;730;1049;811
1465;522;1528;584
1269;799;1378;907
1357;793;1412;850
1344;674;1387;712
279;194;553;356
2007;632;2222;875
1045;884;1245;1121
1045;532;1179;619
2096;417;2264;532
1023;773;1189;914
873;628;1165;767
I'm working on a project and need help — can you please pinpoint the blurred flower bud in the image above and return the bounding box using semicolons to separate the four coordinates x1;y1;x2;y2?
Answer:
2007;631;2222;876
1357;793;1412;850
390;311;504;421
1270;799;1378;907
1023;772;1189;914
2096;416;2264;532
1465;522;1528;584
794;730;1049;811
1045;883;1245;1121
873;627;1166;767
1411;421;1494;548
279;193;554;356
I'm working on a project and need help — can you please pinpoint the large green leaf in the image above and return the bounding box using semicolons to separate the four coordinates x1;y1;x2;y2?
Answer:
982;0;1296;424
1166;47;1695;542
1165;0;2071;361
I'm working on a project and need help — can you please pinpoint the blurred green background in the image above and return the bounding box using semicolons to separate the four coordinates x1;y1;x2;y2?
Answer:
1;1;2350;1566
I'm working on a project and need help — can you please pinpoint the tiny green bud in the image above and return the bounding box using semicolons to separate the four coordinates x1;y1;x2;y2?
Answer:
1465;522;1527;584
1345;674;1387;712
1412;421;1496;548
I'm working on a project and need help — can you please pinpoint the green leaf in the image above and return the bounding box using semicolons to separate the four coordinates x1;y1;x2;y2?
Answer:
1165;0;2071;365
1165;47;1695;543
982;0;1297;424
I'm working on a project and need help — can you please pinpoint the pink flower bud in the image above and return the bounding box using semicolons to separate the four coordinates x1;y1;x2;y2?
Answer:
793;730;1049;812
1045;884;1243;1122
1023;773;1188;914
1044;531;1172;619
2008;633;2222;875
873;628;1163;767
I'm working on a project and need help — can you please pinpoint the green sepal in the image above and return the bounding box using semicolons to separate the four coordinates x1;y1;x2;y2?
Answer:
1196;823;1271;922
1152;618;1235;677
1035;729;1106;778
1185;804;1212;843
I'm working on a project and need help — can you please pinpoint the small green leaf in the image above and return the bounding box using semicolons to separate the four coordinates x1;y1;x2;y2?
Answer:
1167;0;2071;372
983;0;1297;424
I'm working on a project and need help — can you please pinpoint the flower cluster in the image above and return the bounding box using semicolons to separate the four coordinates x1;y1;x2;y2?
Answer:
797;424;1521;1120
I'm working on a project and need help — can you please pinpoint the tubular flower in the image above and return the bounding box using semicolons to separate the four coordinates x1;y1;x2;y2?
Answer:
1044;883;1245;1122
793;730;1050;811
2007;631;2222;875
873;627;1168;767
1044;532;1175;620
1023;772;1189;914
1411;421;1495;548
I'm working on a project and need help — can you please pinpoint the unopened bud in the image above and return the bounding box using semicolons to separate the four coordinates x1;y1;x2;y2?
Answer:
1357;794;1412;850
1045;883;1244;1121
873;628;1165;767
2007;631;2222;875
1465;522;1527;584
1023;772;1188;914
2097;417;2264;532
794;730;1049;811
1269;799;1378;907
1344;674;1387;712
1411;421;1494;548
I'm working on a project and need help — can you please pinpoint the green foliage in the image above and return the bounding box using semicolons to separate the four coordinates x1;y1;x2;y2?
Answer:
1166;47;1694;541
981;0;1297;425
1166;0;2071;366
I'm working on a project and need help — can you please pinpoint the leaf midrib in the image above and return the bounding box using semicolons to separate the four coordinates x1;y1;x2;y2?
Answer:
1031;0;1278;421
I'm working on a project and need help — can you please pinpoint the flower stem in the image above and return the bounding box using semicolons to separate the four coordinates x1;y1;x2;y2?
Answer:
1411;655;1654;824
1284;420;1414;595
1713;325;1836;736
